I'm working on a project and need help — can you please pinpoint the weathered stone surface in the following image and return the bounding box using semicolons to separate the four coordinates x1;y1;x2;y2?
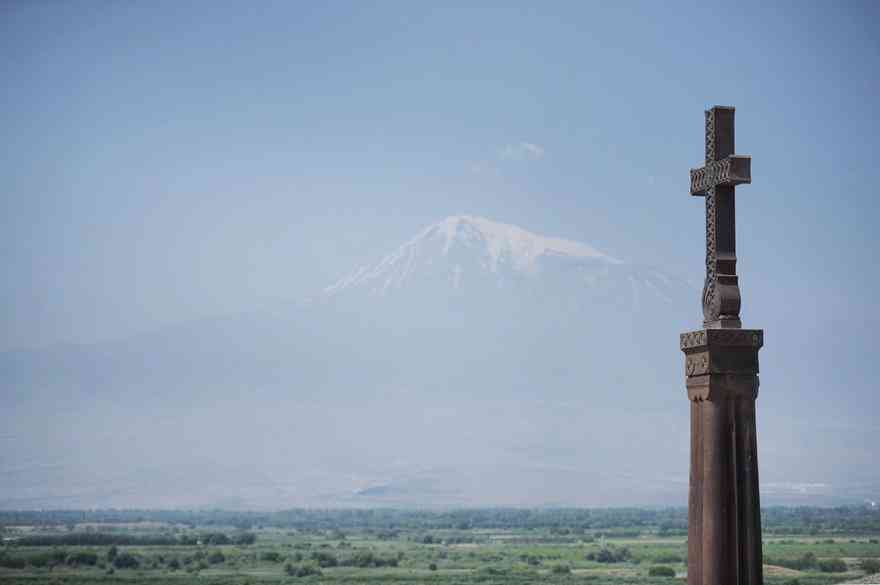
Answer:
692;106;753;329
690;155;751;195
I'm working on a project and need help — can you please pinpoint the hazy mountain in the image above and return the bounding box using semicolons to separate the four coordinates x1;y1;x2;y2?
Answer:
323;214;684;309
0;216;779;509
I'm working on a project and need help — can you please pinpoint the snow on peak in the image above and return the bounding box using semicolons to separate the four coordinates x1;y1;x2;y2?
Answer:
324;215;621;296
430;215;620;271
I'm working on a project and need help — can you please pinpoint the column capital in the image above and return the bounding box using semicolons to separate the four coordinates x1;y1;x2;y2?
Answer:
686;373;759;402
681;329;763;402
680;328;763;352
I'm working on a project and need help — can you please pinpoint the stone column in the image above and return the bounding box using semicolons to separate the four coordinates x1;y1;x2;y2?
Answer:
681;329;764;585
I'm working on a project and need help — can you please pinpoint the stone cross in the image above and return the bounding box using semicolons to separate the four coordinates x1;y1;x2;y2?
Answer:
681;106;764;585
690;106;751;329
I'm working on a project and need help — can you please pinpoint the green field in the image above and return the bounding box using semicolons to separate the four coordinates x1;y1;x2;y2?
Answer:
1;509;878;584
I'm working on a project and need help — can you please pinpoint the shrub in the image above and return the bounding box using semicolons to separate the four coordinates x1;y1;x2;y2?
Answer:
377;530;399;540
26;553;51;568
818;558;847;573
649;565;677;577
67;550;99;566
587;545;631;563
261;551;283;563
860;559;880;575
207;549;226;565
232;532;256;545
477;567;509;576
17;533;179;546
0;556;26;569
285;561;322;577
310;549;338;567
375;555;398;567
551;564;572;574
766;552;817;571
201;532;231;545
429;562;438;571
341;549;397;568
350;550;374;567
112;552;140;569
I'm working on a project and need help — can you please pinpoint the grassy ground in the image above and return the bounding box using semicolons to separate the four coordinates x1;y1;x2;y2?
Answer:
1;527;877;584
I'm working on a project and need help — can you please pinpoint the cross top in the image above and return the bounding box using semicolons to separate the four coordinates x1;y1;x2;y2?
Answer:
689;106;752;329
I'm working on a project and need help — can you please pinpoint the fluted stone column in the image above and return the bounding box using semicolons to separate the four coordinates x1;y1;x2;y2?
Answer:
682;330;763;585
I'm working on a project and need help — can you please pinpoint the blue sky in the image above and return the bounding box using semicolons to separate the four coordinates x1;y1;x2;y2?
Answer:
2;0;877;356
1;0;879;508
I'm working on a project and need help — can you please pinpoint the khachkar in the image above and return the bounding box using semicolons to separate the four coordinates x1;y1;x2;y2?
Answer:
681;106;764;585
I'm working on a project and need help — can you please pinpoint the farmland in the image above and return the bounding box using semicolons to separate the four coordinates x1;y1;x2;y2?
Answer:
1;508;878;584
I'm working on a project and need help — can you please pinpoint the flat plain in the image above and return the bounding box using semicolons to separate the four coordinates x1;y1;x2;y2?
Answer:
1;509;878;585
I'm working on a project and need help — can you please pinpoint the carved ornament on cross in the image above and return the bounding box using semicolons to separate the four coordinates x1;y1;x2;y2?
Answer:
689;106;751;329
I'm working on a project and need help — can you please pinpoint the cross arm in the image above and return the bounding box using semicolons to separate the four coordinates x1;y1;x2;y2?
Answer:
690;155;751;196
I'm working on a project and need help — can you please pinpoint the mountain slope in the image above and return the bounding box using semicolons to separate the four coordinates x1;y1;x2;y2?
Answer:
1;215;703;509
325;215;621;296
323;215;687;314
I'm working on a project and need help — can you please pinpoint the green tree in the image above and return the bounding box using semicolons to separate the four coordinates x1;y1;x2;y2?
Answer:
860;559;880;575
310;549;338;568
67;550;98;566
112;552;139;570
207;550;226;565
261;551;283;563
649;566;677;577
819;558;847;573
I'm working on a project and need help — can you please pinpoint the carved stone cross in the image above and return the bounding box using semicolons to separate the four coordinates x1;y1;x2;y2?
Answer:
681;106;764;585
690;106;751;329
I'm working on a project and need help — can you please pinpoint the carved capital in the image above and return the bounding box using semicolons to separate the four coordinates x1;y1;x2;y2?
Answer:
681;329;763;401
686;373;759;402
680;329;763;351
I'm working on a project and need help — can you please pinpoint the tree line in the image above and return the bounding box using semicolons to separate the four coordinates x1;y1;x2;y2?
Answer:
1;506;877;534
9;531;256;547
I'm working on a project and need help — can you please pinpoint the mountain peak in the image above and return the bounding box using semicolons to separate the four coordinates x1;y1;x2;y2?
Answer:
324;215;622;297
426;215;621;269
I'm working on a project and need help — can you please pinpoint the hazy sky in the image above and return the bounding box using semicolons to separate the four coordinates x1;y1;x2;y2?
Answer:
2;0;878;351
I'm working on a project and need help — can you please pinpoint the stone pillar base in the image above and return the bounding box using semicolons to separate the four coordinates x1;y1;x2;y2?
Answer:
681;328;764;585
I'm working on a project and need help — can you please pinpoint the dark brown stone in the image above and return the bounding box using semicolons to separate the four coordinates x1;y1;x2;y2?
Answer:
682;106;764;585
691;106;753;329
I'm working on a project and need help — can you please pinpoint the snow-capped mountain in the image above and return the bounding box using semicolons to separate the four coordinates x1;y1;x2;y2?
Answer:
2;215;871;510
323;215;688;314
0;215;698;510
325;215;621;295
